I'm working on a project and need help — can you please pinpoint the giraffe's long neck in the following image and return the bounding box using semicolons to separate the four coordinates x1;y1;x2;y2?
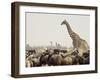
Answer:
64;20;74;36
62;20;81;40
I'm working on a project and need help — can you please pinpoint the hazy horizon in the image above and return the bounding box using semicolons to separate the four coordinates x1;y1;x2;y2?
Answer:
26;12;90;48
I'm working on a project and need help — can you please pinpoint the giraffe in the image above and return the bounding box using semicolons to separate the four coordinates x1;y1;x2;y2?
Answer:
61;19;89;57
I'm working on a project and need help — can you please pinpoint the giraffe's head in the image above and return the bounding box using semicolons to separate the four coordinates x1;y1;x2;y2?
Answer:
61;19;67;25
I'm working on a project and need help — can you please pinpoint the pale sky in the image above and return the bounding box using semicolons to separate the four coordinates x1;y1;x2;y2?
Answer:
26;12;90;48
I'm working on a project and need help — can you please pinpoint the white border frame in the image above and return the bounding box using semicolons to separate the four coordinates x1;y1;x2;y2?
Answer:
19;6;96;75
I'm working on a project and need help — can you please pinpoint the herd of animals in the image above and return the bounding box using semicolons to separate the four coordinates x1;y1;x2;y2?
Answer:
25;49;89;67
25;19;90;67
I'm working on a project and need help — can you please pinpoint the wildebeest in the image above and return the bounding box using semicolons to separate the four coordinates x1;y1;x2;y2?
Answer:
61;50;79;65
40;50;50;66
25;49;41;67
78;50;90;64
26;56;41;67
48;49;79;66
47;49;62;66
26;48;90;67
31;57;40;66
